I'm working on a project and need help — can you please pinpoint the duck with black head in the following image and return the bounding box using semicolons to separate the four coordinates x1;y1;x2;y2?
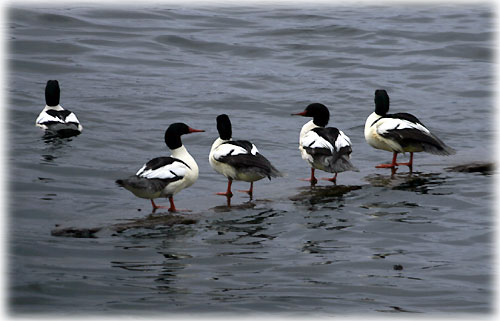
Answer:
292;103;358;185
116;123;204;213
209;114;283;205
364;89;455;171
35;80;83;138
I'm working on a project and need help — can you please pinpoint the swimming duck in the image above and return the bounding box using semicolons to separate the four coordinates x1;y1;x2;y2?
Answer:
364;89;455;170
35;80;82;138
292;103;358;185
209;114;282;204
116;123;204;212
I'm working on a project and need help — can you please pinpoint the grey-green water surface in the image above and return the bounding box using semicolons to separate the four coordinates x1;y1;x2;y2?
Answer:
8;3;493;315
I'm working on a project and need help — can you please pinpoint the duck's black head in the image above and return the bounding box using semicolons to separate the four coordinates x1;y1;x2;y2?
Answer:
374;89;390;116
216;114;232;140
164;123;204;150
292;103;330;127
45;80;60;107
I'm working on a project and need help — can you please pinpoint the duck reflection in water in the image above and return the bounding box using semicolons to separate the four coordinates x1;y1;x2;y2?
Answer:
290;184;362;206
365;171;448;195
40;135;75;164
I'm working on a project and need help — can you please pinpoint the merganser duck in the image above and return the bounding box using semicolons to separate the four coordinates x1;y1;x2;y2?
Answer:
116;123;204;212
364;89;456;170
292;103;358;185
35;80;83;138
209;114;282;204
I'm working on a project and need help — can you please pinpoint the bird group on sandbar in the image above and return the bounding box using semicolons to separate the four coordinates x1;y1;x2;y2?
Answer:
36;80;456;213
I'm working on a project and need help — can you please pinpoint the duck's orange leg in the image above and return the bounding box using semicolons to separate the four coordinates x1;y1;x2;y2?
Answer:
238;181;254;200
300;168;318;185
396;152;414;170
321;173;338;183
376;152;398;168
216;178;233;198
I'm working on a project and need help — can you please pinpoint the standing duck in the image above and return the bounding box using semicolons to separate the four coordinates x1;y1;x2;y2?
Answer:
292;103;357;185
364;89;455;170
209;114;282;205
116;123;204;212
35;80;83;138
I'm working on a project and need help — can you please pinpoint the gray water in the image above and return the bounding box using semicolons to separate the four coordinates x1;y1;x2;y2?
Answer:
8;3;494;316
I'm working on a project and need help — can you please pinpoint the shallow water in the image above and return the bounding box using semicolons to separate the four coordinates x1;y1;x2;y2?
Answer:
7;3;494;315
